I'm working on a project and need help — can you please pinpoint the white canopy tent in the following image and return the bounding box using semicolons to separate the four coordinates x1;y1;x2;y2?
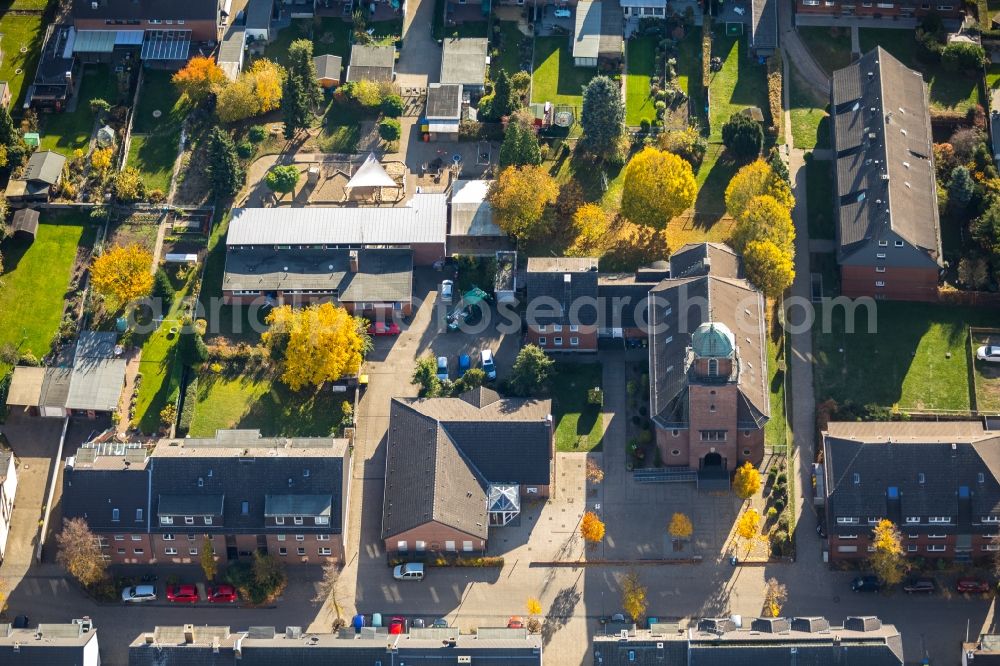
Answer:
345;153;400;202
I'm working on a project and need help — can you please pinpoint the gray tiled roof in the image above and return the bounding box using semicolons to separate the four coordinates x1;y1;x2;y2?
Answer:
574;1;602;60
226;195;447;246
25;150;65;186
750;0;778;51
157;494;224;516
246;0;273;30
72;0;218;20
382;391;552;541
669;242;741;280
222;247;413;302
831;47;942;266
525;257;599;327
823;421;1000;530
64;357;126;411
648;247;768;429
264;494;332;517
62;455;151;531
347;44;395;82
425;83;462;119
440;38;488;86
313;54;342;81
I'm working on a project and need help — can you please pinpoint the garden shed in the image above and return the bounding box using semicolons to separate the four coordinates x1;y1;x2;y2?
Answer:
11;208;40;241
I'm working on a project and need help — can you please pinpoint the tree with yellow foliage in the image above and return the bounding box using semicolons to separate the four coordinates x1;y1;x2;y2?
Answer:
527;597;542;616
764;577;787;618
90;243;154;309
487;165;559;239
732;461;762;500
668;513;694;540
250;59;285;113
172;55;227;102
262;302;371;391
744;239;796;298
870;519;908;586
735;508;761;557
620;571;647;622
620;147;696;230
580;511;606;548
731;195;795;254
90;147;113;174
568;203;614;257
724;160;794;221
216;75;259;123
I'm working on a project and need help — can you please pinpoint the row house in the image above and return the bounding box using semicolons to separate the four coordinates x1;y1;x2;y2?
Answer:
796;0;963;20
62;429;351;566
822;421;1000;562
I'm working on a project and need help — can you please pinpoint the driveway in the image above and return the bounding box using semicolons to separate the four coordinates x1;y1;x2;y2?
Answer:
396;0;442;88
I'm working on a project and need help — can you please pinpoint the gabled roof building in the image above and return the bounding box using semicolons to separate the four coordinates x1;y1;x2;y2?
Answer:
525;257;600;352
831;47;942;301
381;388;553;556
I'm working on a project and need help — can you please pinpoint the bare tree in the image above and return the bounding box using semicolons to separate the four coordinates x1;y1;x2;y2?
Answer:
764;577;788;617
313;558;342;610
585;459;605;485
56;518;107;587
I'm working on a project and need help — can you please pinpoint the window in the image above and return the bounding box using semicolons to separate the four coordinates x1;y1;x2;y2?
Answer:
317;534;331;541
984;544;1000;551
672;430;679;437
918;472;925;484
878;240;889;247
538;325;547;333
463;541;473;552
114;535;124;541
134;548;144;555
112;509;120;522
803;0;819;5
303;469;310;478
186;547;197;555
742;449;751;456
709;404;716;412
398;541;408;551
446;540;456;551
700;430;726;441
538;337;547;346
708;358;718;377
907;544;918;552
149;18;162;24
295;535;305;541
570;337;580;346
276;517;285;525
160;516;173;525
163;534;175;541
319;547;332;556
839;534;858;539
853;473;860;485
554;337;563;346
294;517;304;526
905;517;920;524
876;253;886;259
131;535;142;541
177;19;185;24
671;449;681;456
117;548;126;555
188;534;196;541
895;240;904;247
983;516;1000;523
526;487;538;494
837;545;858;553
875;266;886;273
928;533;946;539
837;517;859;525
876;2;893;6
279;547;288;556
875;281;885;288
204;517;212;525
241;501;250;515
416;540;426;551
297;548;306;556
553;324;562;333
136;509;143;522
570;325;580;332
866;545;876;552
928;516;952;524
979;473;986;484
927;544;947;552
867;517;882;524
315;516;329;525
185;517;194;525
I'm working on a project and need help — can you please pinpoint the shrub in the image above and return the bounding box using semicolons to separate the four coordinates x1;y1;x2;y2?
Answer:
152;269;175;310
775;472;786;484
236;140;253;158
587;387;603;406
378;118;402;142
777;514;790;533
160;403;177;430
722;112;764;160
773;497;786;513
381;93;405;117
942;42;986;72
177;377;198;436
766;53;783;134
224;553;288;605
638;429;653;444
248;125;267;143
770;529;792;557
766;506;778;520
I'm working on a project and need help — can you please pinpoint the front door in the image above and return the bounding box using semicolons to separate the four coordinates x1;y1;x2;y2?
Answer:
702;452;723;469
225;535;237;560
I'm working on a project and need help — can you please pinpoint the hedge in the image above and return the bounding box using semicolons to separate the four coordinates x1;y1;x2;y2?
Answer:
176;376;198;436
766;52;783;135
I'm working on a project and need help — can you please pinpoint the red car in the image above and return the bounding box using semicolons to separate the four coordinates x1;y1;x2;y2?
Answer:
206;584;238;603
957;578;991;594
368;321;401;336
166;584;199;603
389;616;407;634
507;616;525;629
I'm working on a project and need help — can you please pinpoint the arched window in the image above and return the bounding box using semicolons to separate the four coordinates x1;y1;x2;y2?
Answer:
708;358;718;377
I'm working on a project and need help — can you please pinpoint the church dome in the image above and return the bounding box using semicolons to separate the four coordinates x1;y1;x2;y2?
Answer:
691;322;735;358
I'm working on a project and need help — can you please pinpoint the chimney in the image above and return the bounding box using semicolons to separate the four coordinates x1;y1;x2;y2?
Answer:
349;250;359;273
184;624;195;644
213;637;220;654
144;633;155;644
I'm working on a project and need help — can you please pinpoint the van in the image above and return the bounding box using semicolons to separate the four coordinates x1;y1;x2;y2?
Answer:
393;563;425;581
480;349;496;380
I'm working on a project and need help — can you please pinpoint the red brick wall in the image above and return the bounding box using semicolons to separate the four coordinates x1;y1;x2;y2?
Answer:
656;427;691;466
526;326;598;352
412;242;446;266
794;0;963;18
385;522;486;556
73;19;219;42
102;534;154;564
829;532;992;561
688;384;739;471
103;532;343;565
841;265;939;302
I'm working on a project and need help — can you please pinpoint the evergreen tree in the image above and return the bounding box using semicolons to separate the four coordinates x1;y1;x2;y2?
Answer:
580;76;625;157
491;69;515;120
282;39;322;138
206;127;244;198
948;165;976;214
498;121;542;168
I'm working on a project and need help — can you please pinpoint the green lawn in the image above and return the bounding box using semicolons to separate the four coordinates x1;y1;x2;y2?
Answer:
693;143;739;220
805;155;835;240
859;29;980;114
189;373;348;437
766;317;789;449
0;212;95;372
128;70;187;194
677;29;704;128
264;19;313;67
0;13;45;109
492;21;527;79
552;362;604;452
789;67;829;150
797;26;852;75
813;302;995;411
532;36;595;107
39;65;119;154
707;30;769;141
132;268;197;433
313;17;352;61
625;37;656;126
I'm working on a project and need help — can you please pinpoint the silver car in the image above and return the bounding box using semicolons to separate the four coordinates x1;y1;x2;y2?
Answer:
393;563;425;581
122;585;157;603
977;345;1000;363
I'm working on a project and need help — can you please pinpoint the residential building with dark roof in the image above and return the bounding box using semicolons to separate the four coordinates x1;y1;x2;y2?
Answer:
7;149;67;201
822;420;1000;562
222;246;414;314
0;449;17;562
0;618;99;665
525;257;600;352
647;242;768;476
128;625;543;665
26;26;77;111
439;38;488;92
831;47;942;301
245;0;274;41
71;0;220;43
749;0;778;56
381;387;553;556
346;44;395;82
796;0;962;21
61;429;352;566
593;616;903;665
424;83;463;140
572;1;623;68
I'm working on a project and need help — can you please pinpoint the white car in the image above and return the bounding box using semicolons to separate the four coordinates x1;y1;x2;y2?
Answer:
440;280;454;304
553;7;571;17
393;563;425;581
733;5;746;14
121;585;157;603
437;356;449;381
480;349;497;380
977;345;1000;363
